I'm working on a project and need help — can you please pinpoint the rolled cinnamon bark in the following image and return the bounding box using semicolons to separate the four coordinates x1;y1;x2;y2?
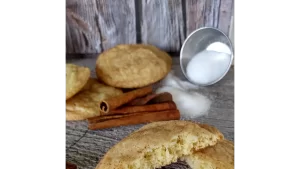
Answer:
110;101;177;114
87;113;133;124
127;92;173;106
99;86;152;114
88;109;180;130
88;101;177;123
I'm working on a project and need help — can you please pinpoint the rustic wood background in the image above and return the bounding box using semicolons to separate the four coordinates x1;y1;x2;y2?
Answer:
66;0;234;55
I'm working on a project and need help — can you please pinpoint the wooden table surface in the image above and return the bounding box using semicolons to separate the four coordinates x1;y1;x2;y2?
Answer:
66;57;234;169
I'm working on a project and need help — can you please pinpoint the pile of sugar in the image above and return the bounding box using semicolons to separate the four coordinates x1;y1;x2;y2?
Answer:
156;71;211;118
186;42;232;85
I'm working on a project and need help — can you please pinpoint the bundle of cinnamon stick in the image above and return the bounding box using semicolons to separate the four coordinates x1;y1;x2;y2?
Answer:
87;86;180;130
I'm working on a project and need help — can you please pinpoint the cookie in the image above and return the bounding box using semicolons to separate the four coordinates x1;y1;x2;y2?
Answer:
95;44;172;88
183;139;234;169
66;64;90;100
66;78;123;121
96;120;222;169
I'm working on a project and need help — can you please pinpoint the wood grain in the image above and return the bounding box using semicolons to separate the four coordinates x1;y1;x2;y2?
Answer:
140;0;185;52
186;0;233;36
185;0;206;35
228;4;234;50
66;0;136;54
66;0;102;53
66;0;234;54
66;56;234;169
229;14;234;65
94;0;136;50
217;0;234;35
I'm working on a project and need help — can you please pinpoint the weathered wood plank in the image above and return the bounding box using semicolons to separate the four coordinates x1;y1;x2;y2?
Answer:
186;0;233;36
66;0;102;53
228;6;234;48
94;0;136;50
186;0;221;35
185;0;206;34
140;0;185;52
66;0;136;54
66;0;233;54
66;121;88;149
229;0;235;67
217;0;234;35
229;0;235;68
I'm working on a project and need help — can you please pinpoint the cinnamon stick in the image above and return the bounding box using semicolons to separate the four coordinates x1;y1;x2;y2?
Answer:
88;109;180;130
88;102;177;123
87;113;133;124
99;86;152;114
66;162;77;169
110;101;177;114
127;92;173;106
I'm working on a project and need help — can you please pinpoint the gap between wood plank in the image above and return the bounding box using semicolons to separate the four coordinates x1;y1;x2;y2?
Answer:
134;0;142;43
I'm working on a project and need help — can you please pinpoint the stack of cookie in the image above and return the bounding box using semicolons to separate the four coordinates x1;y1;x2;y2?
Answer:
66;44;172;121
66;76;123;120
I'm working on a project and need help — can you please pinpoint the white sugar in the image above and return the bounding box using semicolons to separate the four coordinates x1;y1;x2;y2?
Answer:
158;70;200;90
206;42;232;55
186;42;231;85
156;71;211;118
156;86;211;118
